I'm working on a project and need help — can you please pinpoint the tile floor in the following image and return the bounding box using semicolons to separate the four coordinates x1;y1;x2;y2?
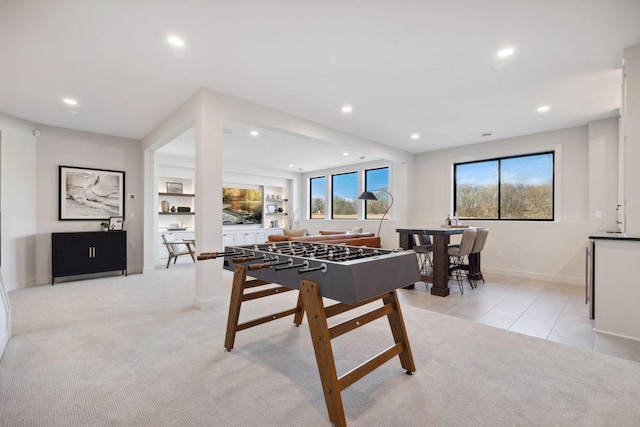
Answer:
397;274;640;363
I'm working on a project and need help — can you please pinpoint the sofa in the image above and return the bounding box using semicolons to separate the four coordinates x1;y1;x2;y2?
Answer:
267;229;381;248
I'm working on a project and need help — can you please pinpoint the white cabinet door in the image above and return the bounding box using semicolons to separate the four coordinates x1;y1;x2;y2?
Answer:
255;231;267;243
236;232;256;245
222;232;235;247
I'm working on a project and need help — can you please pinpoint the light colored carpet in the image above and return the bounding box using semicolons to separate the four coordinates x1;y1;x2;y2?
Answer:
1;269;640;426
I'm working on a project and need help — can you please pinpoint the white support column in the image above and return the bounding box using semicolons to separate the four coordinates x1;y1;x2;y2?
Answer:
193;94;225;309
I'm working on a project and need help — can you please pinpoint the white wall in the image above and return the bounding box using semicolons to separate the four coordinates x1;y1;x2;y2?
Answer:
0;111;37;358
588;117;619;231
35;125;143;284
623;44;640;235
0;112;37;291
411;126;594;285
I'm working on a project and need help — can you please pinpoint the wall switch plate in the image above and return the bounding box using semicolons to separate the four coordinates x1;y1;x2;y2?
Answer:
595;211;602;220
496;251;503;259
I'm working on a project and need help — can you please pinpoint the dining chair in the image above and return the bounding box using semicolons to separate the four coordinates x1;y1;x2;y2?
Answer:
468;228;489;287
447;228;477;294
162;233;195;268
413;234;433;288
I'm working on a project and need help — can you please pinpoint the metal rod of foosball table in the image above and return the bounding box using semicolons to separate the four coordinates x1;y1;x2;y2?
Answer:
334;252;378;261
233;254;266;263
298;263;327;274
197;250;239;260
269;259;293;267
247;257;279;270
274;260;309;271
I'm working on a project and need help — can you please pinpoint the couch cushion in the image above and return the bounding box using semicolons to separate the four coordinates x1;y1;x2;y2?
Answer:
318;230;347;235
268;234;290;242
283;228;307;237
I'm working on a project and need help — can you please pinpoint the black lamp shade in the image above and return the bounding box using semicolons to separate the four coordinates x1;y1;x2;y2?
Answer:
357;191;378;201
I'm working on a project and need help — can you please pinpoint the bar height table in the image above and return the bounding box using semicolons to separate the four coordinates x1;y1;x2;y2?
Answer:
396;226;479;297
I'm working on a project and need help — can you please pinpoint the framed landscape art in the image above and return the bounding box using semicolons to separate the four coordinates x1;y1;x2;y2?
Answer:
59;166;125;220
222;186;263;225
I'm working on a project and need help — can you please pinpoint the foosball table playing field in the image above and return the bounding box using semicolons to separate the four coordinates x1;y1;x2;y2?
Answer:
198;241;420;426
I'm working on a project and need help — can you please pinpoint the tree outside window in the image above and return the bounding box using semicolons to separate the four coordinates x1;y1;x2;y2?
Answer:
364;167;390;219
454;152;554;220
310;176;325;219
332;172;358;219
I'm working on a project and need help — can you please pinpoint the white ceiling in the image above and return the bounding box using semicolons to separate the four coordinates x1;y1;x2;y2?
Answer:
157;121;378;173
2;0;640;168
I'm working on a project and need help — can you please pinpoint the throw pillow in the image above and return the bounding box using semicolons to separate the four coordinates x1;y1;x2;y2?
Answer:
351;227;363;233
269;235;290;242
283;228;307;237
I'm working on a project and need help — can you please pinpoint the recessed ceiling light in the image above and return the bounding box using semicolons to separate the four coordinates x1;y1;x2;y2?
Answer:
289;164;294;168
63;98;78;106
341;105;353;114
168;36;185;47
537;105;550;113
343;152;349;157
250;130;259;136
497;47;515;58
410;133;420;140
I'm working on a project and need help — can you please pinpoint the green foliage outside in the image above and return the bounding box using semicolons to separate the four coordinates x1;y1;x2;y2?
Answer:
311;197;325;218
366;191;390;218
332;196;357;218
457;183;552;219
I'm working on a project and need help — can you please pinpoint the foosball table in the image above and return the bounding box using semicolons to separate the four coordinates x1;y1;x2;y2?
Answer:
199;241;420;426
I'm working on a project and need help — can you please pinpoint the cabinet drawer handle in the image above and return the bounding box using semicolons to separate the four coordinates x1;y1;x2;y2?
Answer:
89;247;92;258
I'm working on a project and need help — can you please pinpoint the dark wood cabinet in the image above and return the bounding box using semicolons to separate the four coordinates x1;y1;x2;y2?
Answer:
52;231;127;284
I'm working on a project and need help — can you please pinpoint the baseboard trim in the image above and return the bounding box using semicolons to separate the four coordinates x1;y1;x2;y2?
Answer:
193;296;225;310
483;267;582;286
593;328;640;342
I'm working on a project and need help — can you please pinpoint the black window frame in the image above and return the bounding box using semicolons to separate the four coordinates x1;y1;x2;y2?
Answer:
364;166;390;220
309;176;326;220
453;151;555;221
331;171;358;220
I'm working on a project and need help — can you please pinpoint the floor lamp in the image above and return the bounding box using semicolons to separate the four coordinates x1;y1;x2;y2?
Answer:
357;190;394;237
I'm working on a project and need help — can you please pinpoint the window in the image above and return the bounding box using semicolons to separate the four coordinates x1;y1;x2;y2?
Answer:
364;167;390;219
454;151;554;220
331;172;358;219
310;176;326;219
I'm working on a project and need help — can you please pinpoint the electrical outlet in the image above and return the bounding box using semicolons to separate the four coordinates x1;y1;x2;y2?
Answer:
496;251;503;259
128;194;136;200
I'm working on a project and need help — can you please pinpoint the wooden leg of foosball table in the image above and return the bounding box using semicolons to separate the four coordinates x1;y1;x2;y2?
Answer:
293;291;305;326
224;264;247;351
300;281;347;427
383;291;416;373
